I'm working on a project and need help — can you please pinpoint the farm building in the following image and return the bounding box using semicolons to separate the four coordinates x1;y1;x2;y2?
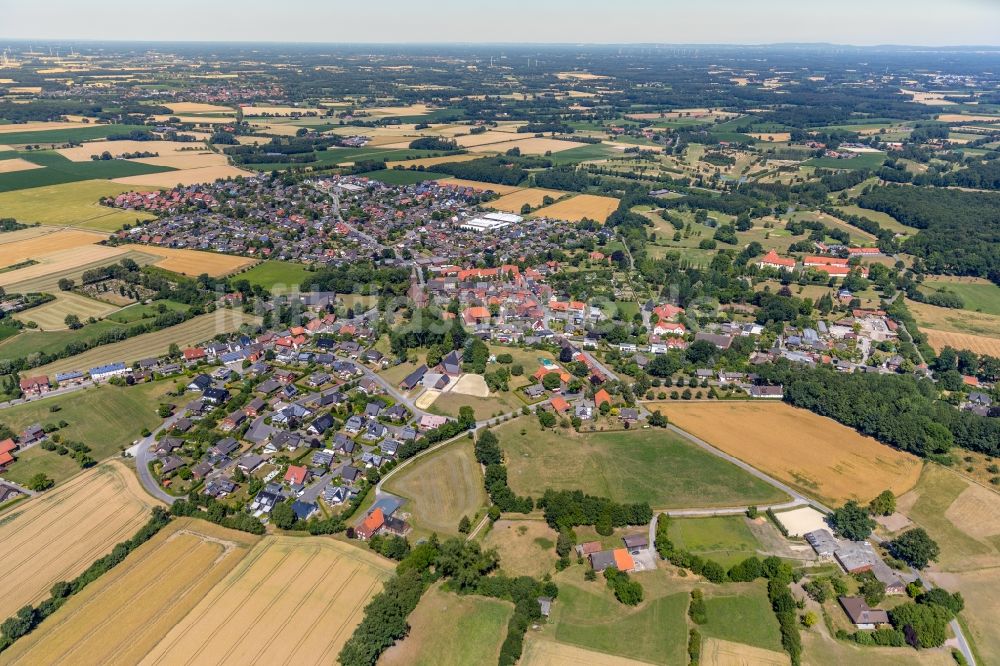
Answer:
838;596;889;630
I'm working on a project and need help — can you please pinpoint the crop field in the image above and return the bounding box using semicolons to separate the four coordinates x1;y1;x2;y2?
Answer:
468;137;588;155
31;309;260;377
549;577;689;664
139;246;257;276
1;249;159;297
668;516;763;568
657;401;924;506
55;140;213;162
433;177;522;194
0;124;153;146
0;461;159;620
132;152;229;169
381;584;512;666
546;143;623;165
907;298;1000;337
0;157;43;173
495;418;788;508
922;329;1000;356
111;164;253;188
0;228;108;267
13;291;119;330
382;440;487;536
163;101;234;114
141;536;393;665
487;187;567;212
521;637;650;666
0;381;177;485
386;153;481;169
532;193;621;222
235;259;313;291
360;168;447;185
0;179;157;229
1;518;258;666
0;150;175;193
922;277;1000;316
800;630;952;666
701;639;789;666
481;519;560;577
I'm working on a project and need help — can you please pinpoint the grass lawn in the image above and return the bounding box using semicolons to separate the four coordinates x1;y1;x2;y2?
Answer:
495;419;788;508
700;581;784;652
922;279;1000;316
550;576;689;664
668;516;763;568
1;381;176;486
834;204;912;235
430;388;526;421
381;584;512;666
235;260;313;292
0;180;157;229
381;439;487;537
359;168;448;185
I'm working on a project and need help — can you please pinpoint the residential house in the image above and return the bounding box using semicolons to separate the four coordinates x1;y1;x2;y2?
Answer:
19;375;50;396
356;508;385;540
838;597;889;630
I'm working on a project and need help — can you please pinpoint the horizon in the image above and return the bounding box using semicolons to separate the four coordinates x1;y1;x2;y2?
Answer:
1;0;998;46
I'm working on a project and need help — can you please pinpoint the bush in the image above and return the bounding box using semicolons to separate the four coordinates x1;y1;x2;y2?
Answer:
689;589;708;624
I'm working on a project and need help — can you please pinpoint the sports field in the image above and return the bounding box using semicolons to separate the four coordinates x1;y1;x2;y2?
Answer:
0;179;157;229
382;440;487;536
0;381;176;485
31;309;260;377
141;536;393;665
532;193;621;222
0;461;160;620
0;519;258;666
380;584;512;666
657;401;924;506
495;418;787;508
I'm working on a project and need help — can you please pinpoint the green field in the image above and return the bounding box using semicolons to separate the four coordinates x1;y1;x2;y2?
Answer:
834;204;912;235
495;419;788;508
235;260;313;292
360;169;448;185
0;124;153;146
381;440;487;537
922;280;1000;316
381;584;512;666
668;516;763;568
546;143;621;165
0;180;157;229
551;578;689;664
0;151;175;193
0;381;176;486
701;582;784;652
804;151;886;170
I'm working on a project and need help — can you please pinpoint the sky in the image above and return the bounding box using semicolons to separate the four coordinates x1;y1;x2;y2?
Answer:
1;0;998;46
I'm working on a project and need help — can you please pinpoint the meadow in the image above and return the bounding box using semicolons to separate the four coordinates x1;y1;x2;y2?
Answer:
804;151;886;170
0;381;177;485
0;518;258;666
481;519;560;578
141;536;393;665
667;516;763;568
0;461;159;620
0;179;156;229
30;309;259;377
699;581;784;652
495;418;788;508
380;584;513;666
381;439;487;537
922;277;1000;316
656;401;924;506
235;259;313;291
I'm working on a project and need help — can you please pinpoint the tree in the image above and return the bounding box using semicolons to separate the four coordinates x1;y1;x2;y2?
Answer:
556;529;574;557
57;278;75;291
647;410;668;427
868;489;896;517
27;472;54;491
538;410;557;429
559;346;574;363
64;314;82;329
270;500;296;530
686;340;716;365
830;500;875;541
890;528;940;569
458;515;471;534
542;373;562;391
860;574;886;606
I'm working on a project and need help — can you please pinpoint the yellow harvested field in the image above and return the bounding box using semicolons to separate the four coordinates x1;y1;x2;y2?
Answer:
151;114;234;125
364;103;435;116
0;157;43;173
488;188;567;213
0;121;88;134
749;132;792;142
246;122;303;136
944;484;1000;541
555;72;610;80
112;165;253;187
533;193;621;223
386;153;481;169
936;113;1000;123
130;152;229;169
163;101;234;114
13;291;119;330
0;246;127;290
33;309;261;377
906;298;1000;346
0;228;108;268
57;140;210;162
141;536;393;665
1;519;258;666
454;130;527;148
657;401;924;505
0;461;160;620
521;636;648;666
702;638;790;666
239;104;324;116
434;177;522;194
140;246;256;276
923;329;1000;356
468;137;587;155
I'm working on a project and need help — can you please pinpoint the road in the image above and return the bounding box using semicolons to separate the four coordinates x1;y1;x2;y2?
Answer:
0;379;96;409
0;478;37;498
130;409;188;505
